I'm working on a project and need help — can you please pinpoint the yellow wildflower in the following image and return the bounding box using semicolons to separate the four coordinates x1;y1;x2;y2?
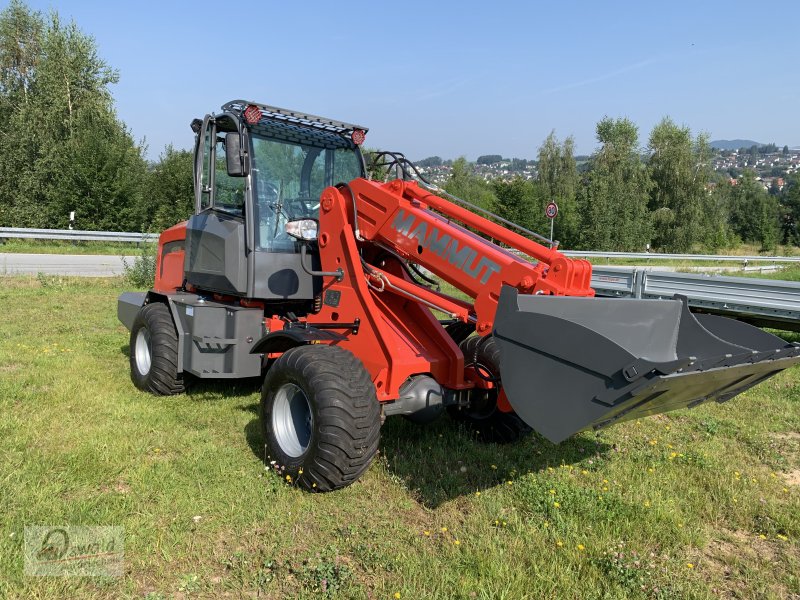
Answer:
441;527;447;532
686;563;694;569
454;539;460;545
577;544;585;551
549;489;556;495
394;593;401;599
423;531;430;536
556;540;563;547
553;502;561;508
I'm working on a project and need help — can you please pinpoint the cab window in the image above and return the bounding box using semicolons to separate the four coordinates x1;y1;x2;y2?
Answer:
213;135;246;216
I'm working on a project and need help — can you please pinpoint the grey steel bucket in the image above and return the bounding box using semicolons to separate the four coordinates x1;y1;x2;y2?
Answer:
492;286;800;443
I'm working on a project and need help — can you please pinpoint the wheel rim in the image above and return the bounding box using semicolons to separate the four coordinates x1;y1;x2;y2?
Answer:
272;383;313;458
134;328;152;375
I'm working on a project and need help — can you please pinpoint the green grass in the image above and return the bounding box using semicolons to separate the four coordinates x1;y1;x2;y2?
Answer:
0;239;145;255
0;276;799;599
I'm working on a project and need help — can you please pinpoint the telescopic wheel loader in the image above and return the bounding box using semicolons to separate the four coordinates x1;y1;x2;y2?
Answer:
118;100;800;491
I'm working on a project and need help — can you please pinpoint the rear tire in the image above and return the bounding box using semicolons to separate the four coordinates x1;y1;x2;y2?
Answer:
260;345;381;492
129;302;185;395
448;336;531;444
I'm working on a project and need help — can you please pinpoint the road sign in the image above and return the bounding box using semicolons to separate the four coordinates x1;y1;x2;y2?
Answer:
545;202;558;219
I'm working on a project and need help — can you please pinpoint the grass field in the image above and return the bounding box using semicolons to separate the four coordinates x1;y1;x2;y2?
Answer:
0;276;799;599
0;239;143;255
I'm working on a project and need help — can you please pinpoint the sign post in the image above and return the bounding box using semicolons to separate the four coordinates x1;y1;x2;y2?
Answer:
545;201;558;244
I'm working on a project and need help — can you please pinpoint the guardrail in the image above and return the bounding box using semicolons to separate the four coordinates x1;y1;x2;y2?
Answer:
592;266;800;331
0;227;158;243
564;250;800;263
2;227;800;263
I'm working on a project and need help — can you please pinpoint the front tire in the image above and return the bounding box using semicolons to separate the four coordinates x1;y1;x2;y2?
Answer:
260;345;381;492
129;302;185;395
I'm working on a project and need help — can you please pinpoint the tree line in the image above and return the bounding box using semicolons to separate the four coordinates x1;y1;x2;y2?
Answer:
1;0;797;253
443;117;798;252
0;1;193;234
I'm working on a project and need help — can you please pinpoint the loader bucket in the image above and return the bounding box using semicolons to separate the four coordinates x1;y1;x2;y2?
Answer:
492;286;800;443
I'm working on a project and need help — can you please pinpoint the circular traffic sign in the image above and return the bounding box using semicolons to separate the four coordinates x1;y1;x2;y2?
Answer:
545;202;558;219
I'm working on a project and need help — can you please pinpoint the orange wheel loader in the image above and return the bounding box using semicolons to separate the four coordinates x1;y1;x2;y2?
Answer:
118;101;800;491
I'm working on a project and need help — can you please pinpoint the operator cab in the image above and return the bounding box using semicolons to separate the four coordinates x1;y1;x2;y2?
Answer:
184;100;367;303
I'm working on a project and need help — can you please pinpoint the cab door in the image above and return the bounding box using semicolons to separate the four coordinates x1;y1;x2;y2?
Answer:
184;116;248;295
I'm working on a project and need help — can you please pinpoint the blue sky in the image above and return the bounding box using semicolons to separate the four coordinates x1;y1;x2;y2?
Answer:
14;0;800;160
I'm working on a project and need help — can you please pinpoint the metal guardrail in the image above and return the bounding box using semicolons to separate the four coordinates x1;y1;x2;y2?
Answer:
0;227;157;243
2;228;800;264
592;266;800;331
564;250;800;263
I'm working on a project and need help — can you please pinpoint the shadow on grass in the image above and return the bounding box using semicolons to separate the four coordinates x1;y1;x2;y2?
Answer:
378;416;610;507
120;344;262;399
185;377;262;400
240;404;609;507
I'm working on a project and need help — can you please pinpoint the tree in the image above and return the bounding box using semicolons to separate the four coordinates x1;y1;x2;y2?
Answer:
536;131;579;246
0;1;146;229
443;157;496;211
476;155;503;165
491;177;541;233
140;146;195;232
779;173;800;245
647;118;713;252
577;117;652;251
416;156;442;168
728;171;779;251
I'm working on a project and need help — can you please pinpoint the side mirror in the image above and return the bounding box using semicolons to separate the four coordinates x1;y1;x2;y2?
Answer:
225;132;248;177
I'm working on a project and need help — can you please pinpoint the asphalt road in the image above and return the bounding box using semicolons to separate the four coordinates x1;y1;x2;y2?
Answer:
0;253;135;276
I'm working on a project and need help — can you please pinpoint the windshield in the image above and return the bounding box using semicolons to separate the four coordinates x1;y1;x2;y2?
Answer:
251;135;362;251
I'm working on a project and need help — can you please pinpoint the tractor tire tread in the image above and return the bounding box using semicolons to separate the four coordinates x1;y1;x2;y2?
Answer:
260;345;380;492
130;302;185;396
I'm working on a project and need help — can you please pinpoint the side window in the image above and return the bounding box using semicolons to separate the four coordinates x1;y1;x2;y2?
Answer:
199;124;213;212
213;136;246;216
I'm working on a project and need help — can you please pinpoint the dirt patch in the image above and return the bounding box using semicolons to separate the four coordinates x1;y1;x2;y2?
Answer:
100;479;131;495
0;363;21;373
699;530;784;598
783;469;800;486
773;432;800;442
703;529;778;566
